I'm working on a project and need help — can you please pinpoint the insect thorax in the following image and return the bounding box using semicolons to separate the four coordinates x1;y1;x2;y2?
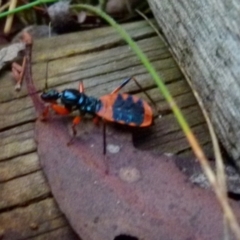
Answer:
61;89;101;114
78;95;102;114
61;89;81;105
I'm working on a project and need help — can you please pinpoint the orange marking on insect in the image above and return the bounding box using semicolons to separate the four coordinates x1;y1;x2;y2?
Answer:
73;116;81;125
41;105;50;119
79;81;84;93
93;116;100;125
51;104;70;115
97;93;153;127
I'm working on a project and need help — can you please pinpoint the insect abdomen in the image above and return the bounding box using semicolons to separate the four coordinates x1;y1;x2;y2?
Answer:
112;94;144;125
97;93;153;126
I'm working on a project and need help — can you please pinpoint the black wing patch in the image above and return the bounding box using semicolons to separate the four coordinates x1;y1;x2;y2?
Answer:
112;94;144;125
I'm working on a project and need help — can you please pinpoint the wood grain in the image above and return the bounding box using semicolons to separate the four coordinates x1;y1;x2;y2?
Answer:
148;0;240;166
0;20;211;239
0;198;78;240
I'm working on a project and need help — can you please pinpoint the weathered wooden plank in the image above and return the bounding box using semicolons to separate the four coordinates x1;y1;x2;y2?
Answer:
0;37;182;131
148;0;240;166
134;106;207;149
32;20;156;63
138;124;210;153
0;171;50;210
0;123;34;146
27;226;79;240
157;91;198;112
0;152;40;182
0;96;36;131
0;19;212;239
32;35;168;80
0;36;175;103
138;79;191;99
156;106;206;134
36;55;177;95
0;138;36;162
1;24;161;100
0;198;78;240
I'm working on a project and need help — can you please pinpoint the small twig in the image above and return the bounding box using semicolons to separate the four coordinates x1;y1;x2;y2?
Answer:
22;32;33;85
44;61;49;90
135;9;167;44
4;0;18;34
11;33;32;91
14;56;26;91
0;2;10;13
125;0;132;14
48;21;52;38
22;32;43;113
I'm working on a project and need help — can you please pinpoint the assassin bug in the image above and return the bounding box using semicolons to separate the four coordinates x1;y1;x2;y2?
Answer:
40;74;153;149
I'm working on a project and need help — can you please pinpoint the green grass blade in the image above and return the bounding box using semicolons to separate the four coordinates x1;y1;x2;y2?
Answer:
0;0;57;19
70;4;190;135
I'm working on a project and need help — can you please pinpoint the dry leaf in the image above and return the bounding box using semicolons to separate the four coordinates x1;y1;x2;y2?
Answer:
0;42;25;70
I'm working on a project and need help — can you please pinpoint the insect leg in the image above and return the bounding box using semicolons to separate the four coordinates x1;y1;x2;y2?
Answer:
131;77;157;109
103;120;109;174
40;105;50;120
51;104;71;115
103;120;106;155
67;116;82;145
40;104;70;121
111;76;156;108
93;116;100;125
79;81;84;93
71;116;82;136
111;76;132;94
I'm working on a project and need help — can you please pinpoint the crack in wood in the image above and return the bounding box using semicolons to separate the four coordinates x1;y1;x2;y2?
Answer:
0;193;52;215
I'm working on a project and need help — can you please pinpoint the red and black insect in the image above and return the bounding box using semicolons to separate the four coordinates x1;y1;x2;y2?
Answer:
41;76;153;148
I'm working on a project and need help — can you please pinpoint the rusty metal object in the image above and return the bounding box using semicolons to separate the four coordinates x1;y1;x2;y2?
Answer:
35;117;240;240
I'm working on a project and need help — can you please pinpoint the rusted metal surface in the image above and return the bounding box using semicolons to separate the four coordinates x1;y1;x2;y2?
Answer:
36;117;240;240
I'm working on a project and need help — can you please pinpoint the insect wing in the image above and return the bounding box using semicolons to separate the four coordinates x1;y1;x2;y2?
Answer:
97;93;152;126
